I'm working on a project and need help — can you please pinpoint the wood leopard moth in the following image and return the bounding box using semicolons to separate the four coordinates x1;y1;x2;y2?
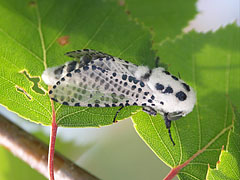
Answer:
42;49;196;145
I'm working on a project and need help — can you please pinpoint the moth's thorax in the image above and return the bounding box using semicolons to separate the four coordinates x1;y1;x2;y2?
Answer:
146;67;196;116
42;61;82;86
134;66;150;79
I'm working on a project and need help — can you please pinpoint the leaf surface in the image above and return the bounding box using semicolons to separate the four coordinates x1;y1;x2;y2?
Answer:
206;107;240;180
124;0;197;43
132;24;240;179
0;0;154;126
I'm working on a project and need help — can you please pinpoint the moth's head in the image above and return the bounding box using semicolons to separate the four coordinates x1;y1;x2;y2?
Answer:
147;67;196;120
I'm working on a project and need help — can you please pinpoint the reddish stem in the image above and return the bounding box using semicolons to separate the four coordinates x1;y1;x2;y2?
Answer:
164;159;191;180
164;124;232;180
48;100;58;180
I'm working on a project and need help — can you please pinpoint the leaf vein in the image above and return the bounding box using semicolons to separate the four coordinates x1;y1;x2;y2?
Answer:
173;122;183;165
149;115;176;166
224;54;231;127
192;55;201;150
35;1;47;69
178;171;201;180
83;10;112;48
0;28;43;64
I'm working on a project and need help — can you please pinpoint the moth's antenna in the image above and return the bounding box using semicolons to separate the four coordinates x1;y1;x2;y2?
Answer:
178;72;181;79
168;128;175;146
155;56;160;68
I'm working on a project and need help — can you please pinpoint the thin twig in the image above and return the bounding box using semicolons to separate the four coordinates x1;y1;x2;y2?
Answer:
48;100;58;180
0;114;99;180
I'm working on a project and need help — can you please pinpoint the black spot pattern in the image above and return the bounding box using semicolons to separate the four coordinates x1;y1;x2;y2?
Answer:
83;66;89;71
66;73;72;77
51;98;58;102
92;65;97;70
120;94;125;99
133;79;139;84
111;93;117;98
100;79;105;85
176;91;187;101
163;86;173;94
144;92;149;96
78;95;82;100
54;65;64;75
67;61;77;72
163;70;170;75
128;76;134;82
140;81;145;87
155;83;164;90
131;85;136;90
50;50;173;109
95;100;100;104
90;72;94;78
63;102;69;105
171;75;178;81
122;74;127;80
74;69;80;73
142;70;152;80
182;83;190;92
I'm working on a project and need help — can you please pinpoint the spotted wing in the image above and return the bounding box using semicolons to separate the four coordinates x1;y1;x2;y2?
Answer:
65;49;138;75
49;61;154;108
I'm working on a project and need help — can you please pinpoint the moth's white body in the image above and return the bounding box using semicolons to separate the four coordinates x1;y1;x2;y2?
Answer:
42;49;196;122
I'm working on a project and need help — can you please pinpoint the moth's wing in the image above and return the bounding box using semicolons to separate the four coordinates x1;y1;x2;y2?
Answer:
43;56;138;86
85;57;138;76
65;49;138;75
49;64;154;108
65;49;110;60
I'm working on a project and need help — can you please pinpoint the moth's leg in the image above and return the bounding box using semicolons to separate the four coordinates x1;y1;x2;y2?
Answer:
142;106;157;116
164;113;175;146
113;106;124;123
155;56;160;68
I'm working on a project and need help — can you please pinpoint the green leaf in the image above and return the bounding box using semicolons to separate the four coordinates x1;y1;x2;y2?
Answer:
0;0;154;126
124;0;197;43
132;24;240;179
206;107;240;180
